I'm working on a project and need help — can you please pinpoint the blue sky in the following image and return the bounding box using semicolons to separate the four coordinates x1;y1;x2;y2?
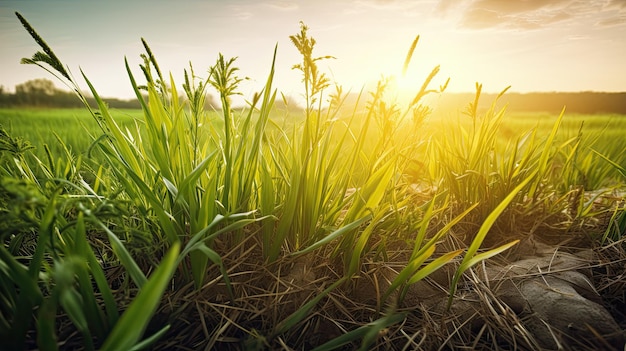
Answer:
1;0;625;102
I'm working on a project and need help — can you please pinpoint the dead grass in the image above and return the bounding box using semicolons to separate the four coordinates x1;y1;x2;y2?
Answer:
23;191;625;351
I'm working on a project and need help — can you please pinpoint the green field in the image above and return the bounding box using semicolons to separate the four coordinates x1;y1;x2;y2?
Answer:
3;107;625;185
2;17;626;351
0;108;141;159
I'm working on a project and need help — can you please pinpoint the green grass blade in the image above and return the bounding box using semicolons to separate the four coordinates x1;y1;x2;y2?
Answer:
36;296;59;351
176;152;217;203
528;108;564;199
408;249;463;285
90;217;147;288
347;211;386;278
193;243;234;301
383;244;436;303
75;207;120;327
448;170;537;309
100;241;180;351
290;215;371;257
272;277;347;336
591;148;626;178
410;202;478;262
129;325;171;351
310;311;407;351
344;159;395;221
458;240;519;273
81;70;143;176
71;211;109;337
120;165;180;244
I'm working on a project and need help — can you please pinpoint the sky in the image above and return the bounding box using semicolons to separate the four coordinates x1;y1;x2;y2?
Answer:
1;0;625;105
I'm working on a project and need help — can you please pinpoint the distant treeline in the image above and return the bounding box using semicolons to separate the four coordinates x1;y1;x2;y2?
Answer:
429;91;626;115
0;78;222;110
0;79;144;109
2;79;625;115
0;78;300;112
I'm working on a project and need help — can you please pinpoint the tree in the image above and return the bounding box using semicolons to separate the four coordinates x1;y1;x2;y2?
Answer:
14;78;60;106
0;85;6;106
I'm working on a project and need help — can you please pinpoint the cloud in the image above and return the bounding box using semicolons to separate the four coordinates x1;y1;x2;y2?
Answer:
435;0;456;14
596;15;626;26
348;0;428;17
352;0;421;11
440;0;626;29
233;10;254;21
265;1;299;11
607;0;626;10
567;34;589;40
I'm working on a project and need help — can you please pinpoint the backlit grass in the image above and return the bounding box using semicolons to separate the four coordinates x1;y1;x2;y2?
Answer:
1;13;624;351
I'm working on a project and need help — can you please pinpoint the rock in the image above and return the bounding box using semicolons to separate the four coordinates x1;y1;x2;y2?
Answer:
519;276;624;350
420;241;625;350
486;244;624;350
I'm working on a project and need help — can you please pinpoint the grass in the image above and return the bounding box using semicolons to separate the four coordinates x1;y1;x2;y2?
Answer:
0;108;140;161
3;108;624;194
1;13;625;351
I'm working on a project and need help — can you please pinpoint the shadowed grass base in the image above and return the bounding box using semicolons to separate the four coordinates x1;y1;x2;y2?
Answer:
27;193;625;351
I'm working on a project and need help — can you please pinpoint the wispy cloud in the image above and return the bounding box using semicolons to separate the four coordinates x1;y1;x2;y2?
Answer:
596;15;626;26
351;0;422;11
438;0;626;29
228;4;255;21
264;1;299;12
607;0;626;10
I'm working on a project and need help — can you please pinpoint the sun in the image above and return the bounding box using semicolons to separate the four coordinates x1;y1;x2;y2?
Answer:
371;35;452;107
394;71;425;100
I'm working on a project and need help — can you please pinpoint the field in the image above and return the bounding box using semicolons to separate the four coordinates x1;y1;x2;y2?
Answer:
0;108;140;159
2;17;626;351
3;108;625;186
